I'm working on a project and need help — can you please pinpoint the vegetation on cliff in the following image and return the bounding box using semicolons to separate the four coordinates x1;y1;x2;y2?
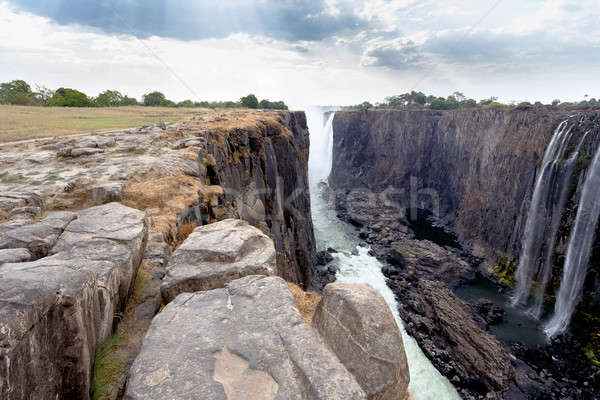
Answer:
346;90;599;111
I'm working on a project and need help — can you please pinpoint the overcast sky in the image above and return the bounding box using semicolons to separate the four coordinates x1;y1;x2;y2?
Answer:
1;0;598;106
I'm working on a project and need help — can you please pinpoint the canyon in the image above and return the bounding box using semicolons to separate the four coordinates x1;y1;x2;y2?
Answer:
329;107;600;399
1;106;600;399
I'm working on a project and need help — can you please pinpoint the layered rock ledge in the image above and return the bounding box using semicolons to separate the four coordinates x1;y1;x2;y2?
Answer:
0;202;147;400
161;218;277;303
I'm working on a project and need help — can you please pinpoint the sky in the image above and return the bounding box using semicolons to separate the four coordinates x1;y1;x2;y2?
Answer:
0;0;598;106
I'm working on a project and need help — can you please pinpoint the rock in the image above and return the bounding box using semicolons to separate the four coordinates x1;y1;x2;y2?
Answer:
58;146;105;157
0;248;31;264
393;279;514;396
143;231;171;278
472;299;505;326
161;219;277;303
387;239;473;287
204;111;316;286
125;275;367;400
91;182;125;203
52;203;148;300
316;249;334;265
0;211;77;259
0;191;45;215
0;203;147;400
312;283;410;400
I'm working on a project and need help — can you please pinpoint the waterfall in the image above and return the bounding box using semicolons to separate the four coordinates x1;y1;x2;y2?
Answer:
530;131;589;318
304;107;460;400
512;120;573;306
545;141;600;337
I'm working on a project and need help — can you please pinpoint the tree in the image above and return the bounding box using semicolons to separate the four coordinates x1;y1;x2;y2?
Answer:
452;91;466;102
95;90;124;107
47;88;92;107
177;99;194;108
121;96;138;106
552;99;561;106
357;101;373;110
143;91;166;106
240;94;259;109
35;85;54;105
259;99;288;110
0;80;38;105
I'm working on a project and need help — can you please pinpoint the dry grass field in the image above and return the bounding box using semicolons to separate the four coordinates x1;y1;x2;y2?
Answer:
0;105;203;143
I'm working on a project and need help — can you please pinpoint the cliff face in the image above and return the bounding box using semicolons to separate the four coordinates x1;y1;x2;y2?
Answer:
330;108;599;262
201;111;316;286
330;108;600;371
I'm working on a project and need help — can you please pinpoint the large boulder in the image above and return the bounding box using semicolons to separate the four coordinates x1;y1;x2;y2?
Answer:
312;283;410;400
126;275;366;400
161;219;277;303
0;203;147;400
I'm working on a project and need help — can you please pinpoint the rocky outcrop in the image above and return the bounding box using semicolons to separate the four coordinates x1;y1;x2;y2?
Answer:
0;202;147;400
388;278;514;398
161;219;277;303
386;239;473;287
126;275;367;400
0;211;77;259
202;112;316;286
312;283;410;400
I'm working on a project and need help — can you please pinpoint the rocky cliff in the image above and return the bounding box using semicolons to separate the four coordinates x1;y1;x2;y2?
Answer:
329;107;600;398
199;111;315;285
330;107;599;263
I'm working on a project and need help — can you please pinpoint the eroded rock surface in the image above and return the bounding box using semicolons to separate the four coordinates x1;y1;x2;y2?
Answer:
0;211;77;259
161;219;277;303
312;283;410;400
388;278;514;399
126;275;367;400
0;202;147;400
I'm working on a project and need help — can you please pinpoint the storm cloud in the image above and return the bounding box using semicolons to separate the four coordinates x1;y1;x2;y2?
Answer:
11;0;370;41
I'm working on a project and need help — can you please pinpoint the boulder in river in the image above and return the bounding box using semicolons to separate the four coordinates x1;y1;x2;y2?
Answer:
312;282;410;400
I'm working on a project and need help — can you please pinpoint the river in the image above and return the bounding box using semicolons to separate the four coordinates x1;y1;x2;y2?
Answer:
305;108;460;400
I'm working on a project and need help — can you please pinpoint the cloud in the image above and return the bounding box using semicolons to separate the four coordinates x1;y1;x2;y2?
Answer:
361;27;600;74
9;0;370;42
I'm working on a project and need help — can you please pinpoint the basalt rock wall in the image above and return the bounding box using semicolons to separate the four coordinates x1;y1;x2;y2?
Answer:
330;107;600;263
200;111;316;286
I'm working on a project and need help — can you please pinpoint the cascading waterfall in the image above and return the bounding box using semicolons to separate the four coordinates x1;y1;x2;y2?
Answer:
304;107;460;400
512;120;573;306
530;131;589;318
545;141;600;337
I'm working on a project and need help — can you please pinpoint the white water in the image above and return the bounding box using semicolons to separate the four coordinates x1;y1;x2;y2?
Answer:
530;131;589;318
305;108;460;400
545;141;600;337
513;120;573;306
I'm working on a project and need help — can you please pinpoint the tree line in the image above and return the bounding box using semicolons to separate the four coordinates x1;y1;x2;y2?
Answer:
0;80;288;110
347;91;600;111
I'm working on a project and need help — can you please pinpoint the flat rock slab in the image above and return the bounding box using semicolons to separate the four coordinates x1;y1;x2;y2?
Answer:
0;211;77;259
161;219;277;303
313;283;410;400
0;248;31;264
126;275;366;400
0;203;147;400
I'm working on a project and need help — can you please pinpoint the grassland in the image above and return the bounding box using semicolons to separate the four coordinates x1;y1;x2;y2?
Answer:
0;105;203;143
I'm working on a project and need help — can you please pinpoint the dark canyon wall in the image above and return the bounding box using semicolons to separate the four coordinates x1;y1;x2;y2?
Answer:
200;111;316;286
330;108;599;263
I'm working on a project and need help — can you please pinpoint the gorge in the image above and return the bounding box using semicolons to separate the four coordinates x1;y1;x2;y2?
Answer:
2;106;600;399
328;107;600;398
